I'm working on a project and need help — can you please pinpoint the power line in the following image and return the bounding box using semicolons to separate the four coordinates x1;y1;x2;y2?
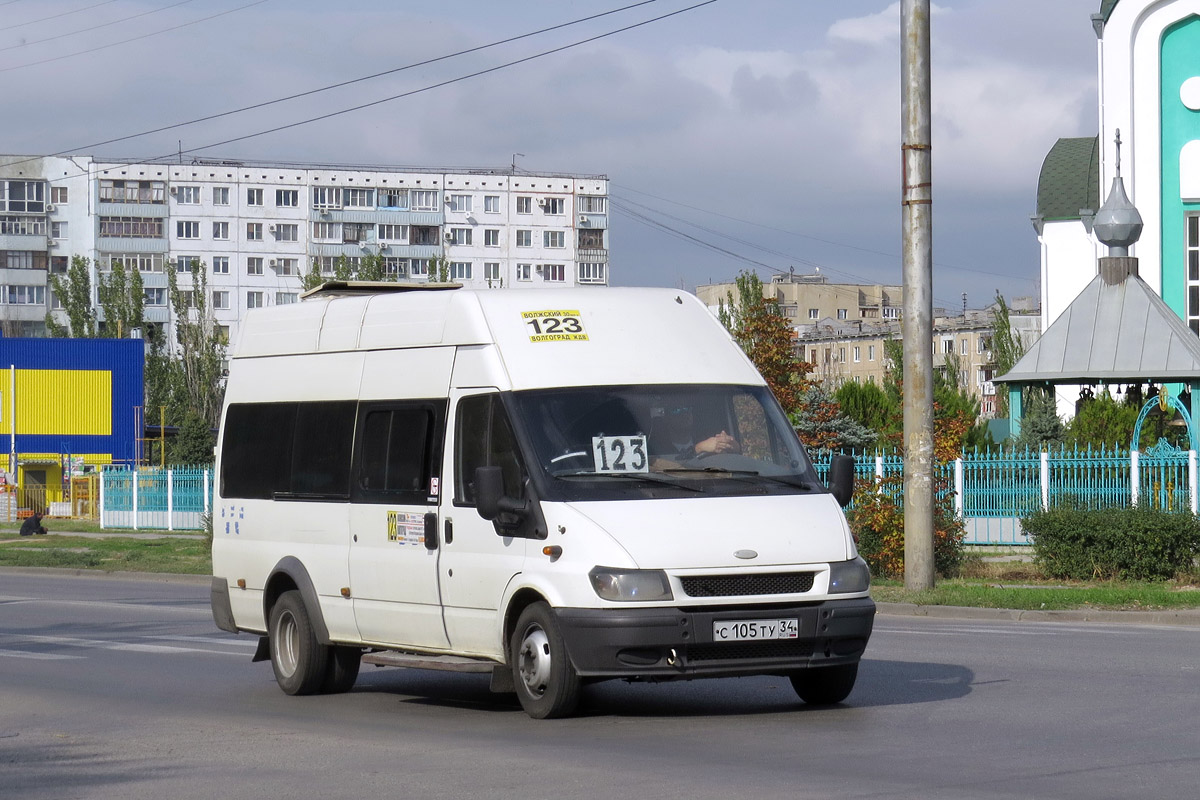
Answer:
0;0;197;53
0;0;118;32
0;0;270;73
14;0;661;165
121;0;720;168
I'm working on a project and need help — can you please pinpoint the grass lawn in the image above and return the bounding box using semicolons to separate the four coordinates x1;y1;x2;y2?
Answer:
0;531;211;574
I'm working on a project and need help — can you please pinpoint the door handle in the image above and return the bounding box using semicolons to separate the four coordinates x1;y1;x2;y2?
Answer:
423;512;438;551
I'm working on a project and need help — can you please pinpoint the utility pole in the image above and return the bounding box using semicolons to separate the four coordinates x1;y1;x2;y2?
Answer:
901;0;935;590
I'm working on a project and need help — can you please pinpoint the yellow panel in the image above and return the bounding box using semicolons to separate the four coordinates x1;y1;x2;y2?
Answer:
13;370;112;435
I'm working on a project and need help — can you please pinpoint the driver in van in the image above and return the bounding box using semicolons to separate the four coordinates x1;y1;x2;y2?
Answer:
653;406;740;459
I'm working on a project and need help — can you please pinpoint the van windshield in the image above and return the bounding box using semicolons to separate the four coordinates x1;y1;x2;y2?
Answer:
509;384;823;500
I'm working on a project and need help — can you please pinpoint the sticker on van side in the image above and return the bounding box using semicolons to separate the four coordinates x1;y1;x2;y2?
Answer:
522;310;588;342
387;510;426;546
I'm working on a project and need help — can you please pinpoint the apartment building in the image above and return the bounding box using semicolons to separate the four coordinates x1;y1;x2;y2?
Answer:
695;271;904;324
0;154;609;345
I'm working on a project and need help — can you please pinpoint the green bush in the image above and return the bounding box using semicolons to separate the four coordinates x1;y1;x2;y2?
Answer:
1023;505;1200;581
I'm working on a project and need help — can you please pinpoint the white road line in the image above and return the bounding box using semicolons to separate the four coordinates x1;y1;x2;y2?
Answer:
0;648;82;661
0;633;246;656
0;597;209;615
874;624;1149;636
143;634;258;648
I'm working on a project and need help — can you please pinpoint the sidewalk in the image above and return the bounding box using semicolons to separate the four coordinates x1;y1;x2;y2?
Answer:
877;601;1200;628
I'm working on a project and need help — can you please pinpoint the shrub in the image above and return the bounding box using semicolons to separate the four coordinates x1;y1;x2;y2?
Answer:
1023;505;1200;581
848;475;966;580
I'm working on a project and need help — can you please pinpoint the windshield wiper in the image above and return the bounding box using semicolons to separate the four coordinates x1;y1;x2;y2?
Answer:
553;471;705;492
661;467;814;490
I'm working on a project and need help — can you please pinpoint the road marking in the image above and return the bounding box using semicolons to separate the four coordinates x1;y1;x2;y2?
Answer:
0;596;209;615
0;633;247;656
143;634;258;648
0;648;82;661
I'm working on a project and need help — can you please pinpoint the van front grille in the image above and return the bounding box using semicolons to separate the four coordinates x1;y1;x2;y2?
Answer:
688;640;815;662
680;572;815;598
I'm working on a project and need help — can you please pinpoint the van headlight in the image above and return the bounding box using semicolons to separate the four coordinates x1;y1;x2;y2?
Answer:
588;567;673;602
828;557;871;594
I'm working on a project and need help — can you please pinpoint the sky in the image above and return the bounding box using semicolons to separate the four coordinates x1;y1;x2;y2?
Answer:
2;0;1102;310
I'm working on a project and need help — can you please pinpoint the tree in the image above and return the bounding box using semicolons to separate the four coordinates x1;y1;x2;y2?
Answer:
167;410;217;464
167;260;227;430
791;384;877;452
1013;388;1064;450
97;260;144;338
835;380;899;445
301;257;324;292
46;255;97;337
989;293;1028;418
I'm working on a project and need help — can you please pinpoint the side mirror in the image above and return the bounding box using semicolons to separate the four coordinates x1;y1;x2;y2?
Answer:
474;466;527;522
828;453;855;508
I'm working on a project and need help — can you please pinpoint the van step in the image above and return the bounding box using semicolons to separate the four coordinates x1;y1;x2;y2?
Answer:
362;651;498;673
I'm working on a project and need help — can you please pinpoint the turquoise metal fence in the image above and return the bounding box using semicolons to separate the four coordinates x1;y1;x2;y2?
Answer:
812;444;1199;546
100;466;212;530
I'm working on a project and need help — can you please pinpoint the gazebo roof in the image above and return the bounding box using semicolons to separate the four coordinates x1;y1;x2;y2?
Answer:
998;266;1200;384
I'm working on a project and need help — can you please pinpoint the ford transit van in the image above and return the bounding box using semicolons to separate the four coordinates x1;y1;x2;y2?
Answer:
211;284;874;718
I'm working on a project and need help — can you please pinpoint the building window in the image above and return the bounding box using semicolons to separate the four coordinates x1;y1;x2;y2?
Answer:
484;229;500;247
378;188;407;209
246;222;263;241
247;291;264;309
883;307;901;319
579;195;605;213
516;263;532;281
99;179;164;204
411;190;438;211
579;229;604;249
3;251;40;269
50;186;68;205
50;256;68;274
212;221;229;240
868;345;875;361
411;225;439;245
274;223;299;242
853;346;861;362
516;230;532;247
543;263;565;282
276;292;298;305
543;230;564;248
808;308;819;320
516;196;532;214
447;194;472;213
837;309;848;320
942;339;954;354
839;347;846;362
342;223;370;244
961;338;969;355
212;291;230;310
483;261;501;283
484;195;500;213
344;188;373;208
276;189;298;207
142;287;166;306
99;216;163;238
1188;214;1200;335
0;216;46;235
274;258;298;276
175;255;199;273
541;197;564;215
410;259;430;278
176;221;200;239
176;186;201;204
50;221;67;239
247;188;263;206
312;221;340;241
382;257;406;277
451;261;472;280
578;262;606;284
312;186;341;209
247;257;263;275
378;224;407;242
213;186;229;205
103;253;163;273
212;256;229;274
448;227;472;246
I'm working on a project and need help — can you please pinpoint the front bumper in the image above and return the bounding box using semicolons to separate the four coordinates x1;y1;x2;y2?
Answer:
554;596;875;679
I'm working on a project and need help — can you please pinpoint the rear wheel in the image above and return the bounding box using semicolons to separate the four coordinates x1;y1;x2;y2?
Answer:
790;663;858;705
510;602;581;719
321;645;362;694
269;590;329;696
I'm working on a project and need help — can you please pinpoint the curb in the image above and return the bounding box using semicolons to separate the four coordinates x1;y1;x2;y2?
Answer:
877;601;1200;627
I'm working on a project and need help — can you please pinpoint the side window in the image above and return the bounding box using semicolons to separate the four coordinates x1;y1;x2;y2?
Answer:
353;403;444;504
220;400;355;499
456;394;526;505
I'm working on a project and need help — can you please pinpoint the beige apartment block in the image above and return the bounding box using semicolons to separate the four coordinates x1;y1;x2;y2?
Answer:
696;271;903;325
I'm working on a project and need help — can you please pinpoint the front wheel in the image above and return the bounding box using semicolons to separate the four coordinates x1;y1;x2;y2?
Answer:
790;663;859;705
269;590;330;696
510;602;581;719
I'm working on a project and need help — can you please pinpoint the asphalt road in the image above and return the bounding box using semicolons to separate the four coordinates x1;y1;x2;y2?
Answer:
1;571;1198;800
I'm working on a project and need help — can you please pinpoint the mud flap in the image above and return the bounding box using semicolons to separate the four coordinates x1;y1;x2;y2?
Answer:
252;635;270;663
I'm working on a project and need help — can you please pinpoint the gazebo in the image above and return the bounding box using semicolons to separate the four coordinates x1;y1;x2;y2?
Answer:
999;132;1200;451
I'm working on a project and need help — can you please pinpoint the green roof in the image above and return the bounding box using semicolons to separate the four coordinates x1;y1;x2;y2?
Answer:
1035;136;1100;221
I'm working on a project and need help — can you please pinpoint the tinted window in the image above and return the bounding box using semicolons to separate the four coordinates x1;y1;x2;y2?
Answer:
220;401;356;500
456;394;526;505
353;403;444;504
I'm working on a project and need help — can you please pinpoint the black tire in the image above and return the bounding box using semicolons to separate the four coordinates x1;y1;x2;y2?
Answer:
321;645;362;694
510;602;581;719
790;663;859;705
268;590;330;696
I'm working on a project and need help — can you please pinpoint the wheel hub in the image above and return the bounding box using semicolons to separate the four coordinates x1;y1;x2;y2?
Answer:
517;626;552;697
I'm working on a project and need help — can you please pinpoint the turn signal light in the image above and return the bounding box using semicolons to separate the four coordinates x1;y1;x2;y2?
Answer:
543;545;562;558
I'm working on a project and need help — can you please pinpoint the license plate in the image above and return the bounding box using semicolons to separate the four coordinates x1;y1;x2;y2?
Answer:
712;618;799;642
